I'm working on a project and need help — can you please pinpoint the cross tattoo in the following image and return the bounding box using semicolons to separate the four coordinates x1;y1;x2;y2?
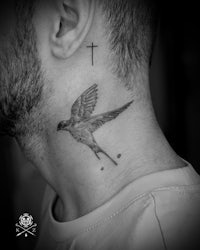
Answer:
86;42;98;66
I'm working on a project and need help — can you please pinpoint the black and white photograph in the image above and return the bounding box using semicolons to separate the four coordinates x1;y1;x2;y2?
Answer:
0;0;200;249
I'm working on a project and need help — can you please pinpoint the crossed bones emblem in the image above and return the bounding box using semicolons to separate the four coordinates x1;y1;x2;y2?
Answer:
16;213;37;237
16;223;37;237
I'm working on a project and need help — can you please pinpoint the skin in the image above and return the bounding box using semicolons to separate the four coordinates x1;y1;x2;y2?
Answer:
0;0;185;223
86;42;98;66
57;83;133;166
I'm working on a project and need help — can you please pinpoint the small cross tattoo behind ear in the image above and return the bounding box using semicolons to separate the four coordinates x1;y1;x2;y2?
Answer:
86;42;98;66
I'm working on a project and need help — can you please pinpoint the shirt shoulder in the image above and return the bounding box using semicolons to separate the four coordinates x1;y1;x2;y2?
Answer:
150;184;200;250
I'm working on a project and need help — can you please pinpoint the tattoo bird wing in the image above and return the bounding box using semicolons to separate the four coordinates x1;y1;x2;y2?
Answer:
71;84;98;121
88;100;133;133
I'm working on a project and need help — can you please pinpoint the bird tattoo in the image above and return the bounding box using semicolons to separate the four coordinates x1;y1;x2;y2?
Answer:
57;84;133;166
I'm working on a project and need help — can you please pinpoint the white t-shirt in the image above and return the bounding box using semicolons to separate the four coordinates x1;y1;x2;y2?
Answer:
35;163;200;250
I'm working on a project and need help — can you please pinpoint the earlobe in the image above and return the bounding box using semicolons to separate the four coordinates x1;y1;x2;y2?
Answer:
51;0;95;59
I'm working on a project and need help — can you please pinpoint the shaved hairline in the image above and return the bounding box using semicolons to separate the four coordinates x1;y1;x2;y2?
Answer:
98;0;158;90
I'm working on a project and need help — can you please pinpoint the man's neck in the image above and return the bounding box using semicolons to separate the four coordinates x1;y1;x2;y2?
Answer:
52;98;185;222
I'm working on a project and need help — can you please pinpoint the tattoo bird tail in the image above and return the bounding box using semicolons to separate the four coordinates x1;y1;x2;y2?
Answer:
92;145;118;166
99;148;118;166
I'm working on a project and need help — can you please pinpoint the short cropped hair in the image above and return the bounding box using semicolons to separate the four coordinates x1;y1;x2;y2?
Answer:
99;0;159;90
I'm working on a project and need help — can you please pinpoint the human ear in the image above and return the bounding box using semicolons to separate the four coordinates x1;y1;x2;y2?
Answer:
51;0;95;59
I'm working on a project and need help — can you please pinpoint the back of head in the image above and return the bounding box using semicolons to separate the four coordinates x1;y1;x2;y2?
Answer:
98;0;159;90
0;0;159;139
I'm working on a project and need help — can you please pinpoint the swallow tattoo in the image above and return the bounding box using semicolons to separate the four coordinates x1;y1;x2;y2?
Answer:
57;84;133;166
